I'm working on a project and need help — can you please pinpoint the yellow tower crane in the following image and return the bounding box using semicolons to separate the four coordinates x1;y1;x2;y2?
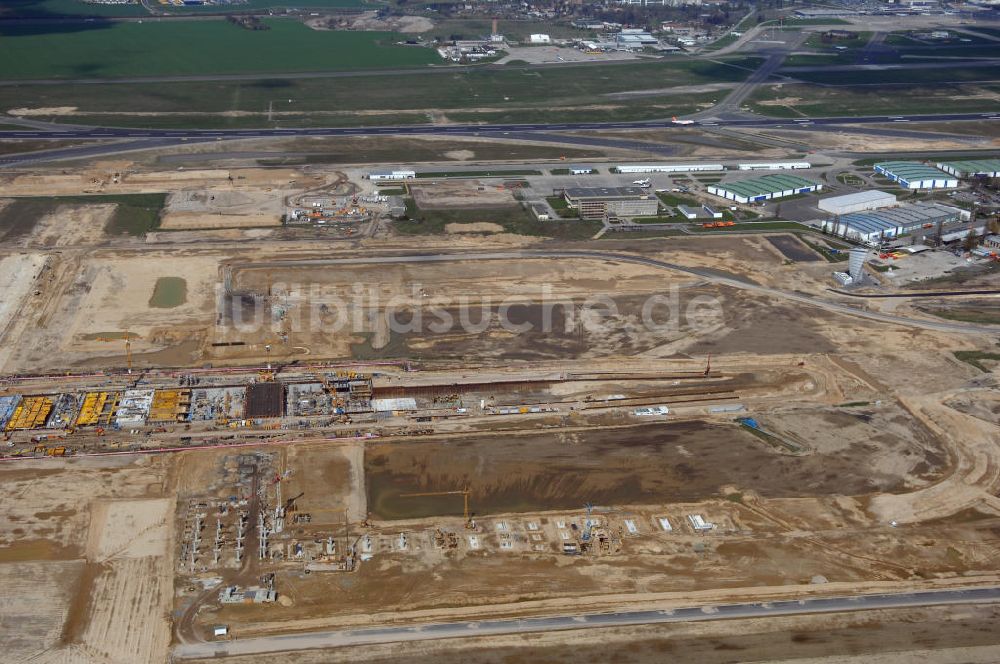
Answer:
400;488;474;528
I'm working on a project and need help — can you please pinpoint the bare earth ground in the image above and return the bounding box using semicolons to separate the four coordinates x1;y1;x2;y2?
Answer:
1;160;999;662
0;456;174;664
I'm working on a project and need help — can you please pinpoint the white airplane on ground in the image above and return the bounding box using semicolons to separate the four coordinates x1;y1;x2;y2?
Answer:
672;116;695;125
632;179;651;187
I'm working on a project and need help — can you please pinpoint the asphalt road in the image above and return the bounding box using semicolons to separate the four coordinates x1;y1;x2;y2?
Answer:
172;585;1000;658
230;250;1000;335
1;111;998;167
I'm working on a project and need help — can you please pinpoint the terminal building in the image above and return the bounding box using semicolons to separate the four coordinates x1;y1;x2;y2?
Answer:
873;162;958;189
935;158;1000;179
820;202;969;244
562;186;658;220
706;174;822;204
736;161;811;171
616;163;725;174
367;169;416;182
818;190;897;216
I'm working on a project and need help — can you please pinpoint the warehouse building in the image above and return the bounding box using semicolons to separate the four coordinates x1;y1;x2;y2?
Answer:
821;202;969;244
707;174;822;204
818;190;897;215
616;163;725;174
368;169;416;181
736;161;811;171
873;161;958;189
935;158;1000;179
563;186;658;220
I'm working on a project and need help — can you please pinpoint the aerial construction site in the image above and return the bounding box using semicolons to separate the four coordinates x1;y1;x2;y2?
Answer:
1;110;999;664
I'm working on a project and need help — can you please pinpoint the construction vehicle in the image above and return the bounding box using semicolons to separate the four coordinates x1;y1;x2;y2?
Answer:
400;487;474;528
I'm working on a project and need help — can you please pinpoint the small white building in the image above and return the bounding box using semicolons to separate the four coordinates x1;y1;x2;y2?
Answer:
528;33;551;44
368;170;416;181
569;166;595;175
677;205;700;220
688;514;715;532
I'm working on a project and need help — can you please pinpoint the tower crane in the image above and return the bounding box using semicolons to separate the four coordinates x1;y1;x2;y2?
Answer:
400;487;474;528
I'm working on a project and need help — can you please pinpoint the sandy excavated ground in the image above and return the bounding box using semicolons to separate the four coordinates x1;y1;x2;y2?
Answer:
306;12;433;34
1;158;999;662
21;204;116;248
0;456;173;664
0;252;47;357
410;180;516;209
160;212;281;230
0;165;305;197
0;252;219;373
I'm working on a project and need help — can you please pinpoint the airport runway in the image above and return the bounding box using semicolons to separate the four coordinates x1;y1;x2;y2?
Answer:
172;585;1000;658
1;111;998;167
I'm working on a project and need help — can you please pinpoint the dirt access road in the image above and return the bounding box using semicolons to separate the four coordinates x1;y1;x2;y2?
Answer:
235;249;1000;335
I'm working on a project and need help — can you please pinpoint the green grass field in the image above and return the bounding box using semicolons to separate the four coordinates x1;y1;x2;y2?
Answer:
0;193;165;238
0;0;150;17
785;65;1000;86
545;196;579;219
953;350;1000;372
749;82;1000;118
1;19;436;79
159;0;372;10
0;0;374;17
2;57;758;127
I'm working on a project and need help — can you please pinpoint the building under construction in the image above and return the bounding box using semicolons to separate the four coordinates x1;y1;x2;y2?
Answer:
245;382;286;419
5;396;54;431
